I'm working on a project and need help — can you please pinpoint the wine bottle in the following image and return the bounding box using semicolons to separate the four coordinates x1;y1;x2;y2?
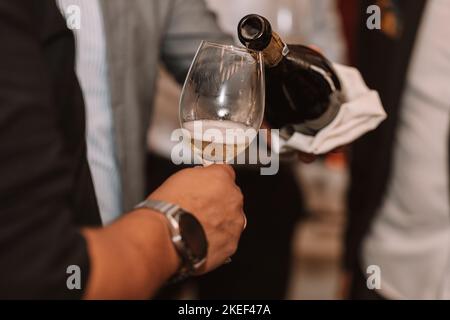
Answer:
237;14;344;137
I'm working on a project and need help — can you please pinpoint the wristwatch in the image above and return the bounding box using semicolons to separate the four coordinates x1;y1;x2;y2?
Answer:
135;199;208;281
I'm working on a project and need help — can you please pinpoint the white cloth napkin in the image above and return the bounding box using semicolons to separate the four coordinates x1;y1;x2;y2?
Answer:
272;63;387;155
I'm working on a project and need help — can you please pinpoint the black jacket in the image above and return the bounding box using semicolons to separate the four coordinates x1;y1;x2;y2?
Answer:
345;0;429;271
0;1;101;298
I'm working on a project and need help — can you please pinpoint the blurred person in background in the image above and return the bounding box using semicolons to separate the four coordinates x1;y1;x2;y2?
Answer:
56;0;231;225
148;0;347;299
344;0;450;299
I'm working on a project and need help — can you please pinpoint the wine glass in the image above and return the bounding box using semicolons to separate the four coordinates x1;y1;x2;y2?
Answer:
179;41;265;165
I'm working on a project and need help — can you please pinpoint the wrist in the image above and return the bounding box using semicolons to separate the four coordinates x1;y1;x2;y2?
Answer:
133;209;181;282
135;199;208;281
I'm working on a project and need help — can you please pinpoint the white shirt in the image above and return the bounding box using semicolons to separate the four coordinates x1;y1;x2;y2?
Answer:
362;0;450;299
57;0;122;225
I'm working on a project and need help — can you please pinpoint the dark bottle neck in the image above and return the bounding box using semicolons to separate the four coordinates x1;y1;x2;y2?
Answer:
238;14;287;67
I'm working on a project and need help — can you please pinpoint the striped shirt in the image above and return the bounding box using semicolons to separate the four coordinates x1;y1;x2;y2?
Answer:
57;0;123;225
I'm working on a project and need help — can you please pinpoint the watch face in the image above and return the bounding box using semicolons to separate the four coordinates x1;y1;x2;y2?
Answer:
179;213;208;262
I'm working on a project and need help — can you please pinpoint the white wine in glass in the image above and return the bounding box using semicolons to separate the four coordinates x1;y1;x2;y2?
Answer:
183;120;257;164
179;41;265;165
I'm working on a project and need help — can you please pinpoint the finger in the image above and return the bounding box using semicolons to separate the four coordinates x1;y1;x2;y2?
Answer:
208;164;236;181
234;184;243;200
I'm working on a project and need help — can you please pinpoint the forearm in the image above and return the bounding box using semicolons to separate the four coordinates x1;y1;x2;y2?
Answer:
82;209;180;299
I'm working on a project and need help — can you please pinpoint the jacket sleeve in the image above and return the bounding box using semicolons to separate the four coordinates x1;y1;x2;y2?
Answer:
161;0;233;84
0;1;90;299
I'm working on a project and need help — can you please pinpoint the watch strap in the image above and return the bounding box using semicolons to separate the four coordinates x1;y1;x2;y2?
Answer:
136;199;181;216
134;199;196;282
